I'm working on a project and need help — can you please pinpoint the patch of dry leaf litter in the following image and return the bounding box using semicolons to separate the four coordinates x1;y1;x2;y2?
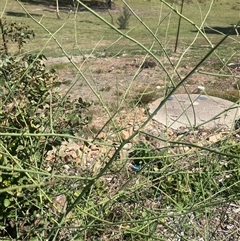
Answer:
45;103;237;176
45;138;115;175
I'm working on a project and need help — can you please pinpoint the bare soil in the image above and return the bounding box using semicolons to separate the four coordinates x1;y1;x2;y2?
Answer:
46;54;228;135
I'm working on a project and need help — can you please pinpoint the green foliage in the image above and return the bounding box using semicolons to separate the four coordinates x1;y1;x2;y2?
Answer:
0;18;35;54
130;143;161;168
0;20;91;239
117;6;131;30
129;142;240;208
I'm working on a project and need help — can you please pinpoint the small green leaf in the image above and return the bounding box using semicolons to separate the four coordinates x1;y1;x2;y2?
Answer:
16;145;25;152
142;210;147;217
24;61;28;68
40;86;47;91
4;199;11;207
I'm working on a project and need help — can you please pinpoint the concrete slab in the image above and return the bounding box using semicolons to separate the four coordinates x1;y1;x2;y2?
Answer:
149;94;240;130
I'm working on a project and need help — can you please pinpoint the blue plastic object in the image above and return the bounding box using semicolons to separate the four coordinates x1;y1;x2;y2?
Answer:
132;164;141;171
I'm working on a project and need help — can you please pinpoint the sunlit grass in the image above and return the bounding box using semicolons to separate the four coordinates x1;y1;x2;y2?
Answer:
1;0;239;57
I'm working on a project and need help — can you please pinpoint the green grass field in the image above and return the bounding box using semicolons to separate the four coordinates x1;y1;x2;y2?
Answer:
1;0;239;57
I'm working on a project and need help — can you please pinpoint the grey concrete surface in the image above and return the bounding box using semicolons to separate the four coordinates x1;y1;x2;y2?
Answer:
149;94;240;130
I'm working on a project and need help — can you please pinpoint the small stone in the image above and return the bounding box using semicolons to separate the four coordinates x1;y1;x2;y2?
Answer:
120;130;130;140
208;133;222;143
97;132;105;139
198;86;205;91
63;164;70;170
177;126;189;135
123;143;132;150
90;144;99;151
52;194;67;214
120;149;129;159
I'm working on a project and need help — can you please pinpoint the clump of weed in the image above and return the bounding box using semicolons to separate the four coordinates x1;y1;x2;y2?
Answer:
136;92;158;106
129;141;240;208
129;88;160;107
117;6;131;29
100;85;111;91
140;57;157;69
207;87;240;102
232;3;240;11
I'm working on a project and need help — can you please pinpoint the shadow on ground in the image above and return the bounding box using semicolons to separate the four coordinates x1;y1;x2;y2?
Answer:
5;0;111;18
192;25;240;35
5;11;43;17
19;0;109;10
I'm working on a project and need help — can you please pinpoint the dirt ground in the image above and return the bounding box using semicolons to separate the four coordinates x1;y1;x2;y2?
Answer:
46;54;229;136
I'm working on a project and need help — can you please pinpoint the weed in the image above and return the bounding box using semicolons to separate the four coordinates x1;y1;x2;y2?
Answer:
0;0;240;240
117;6;131;30
232;3;240;11
131;91;159;106
129;86;161;107
100;85;111;91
